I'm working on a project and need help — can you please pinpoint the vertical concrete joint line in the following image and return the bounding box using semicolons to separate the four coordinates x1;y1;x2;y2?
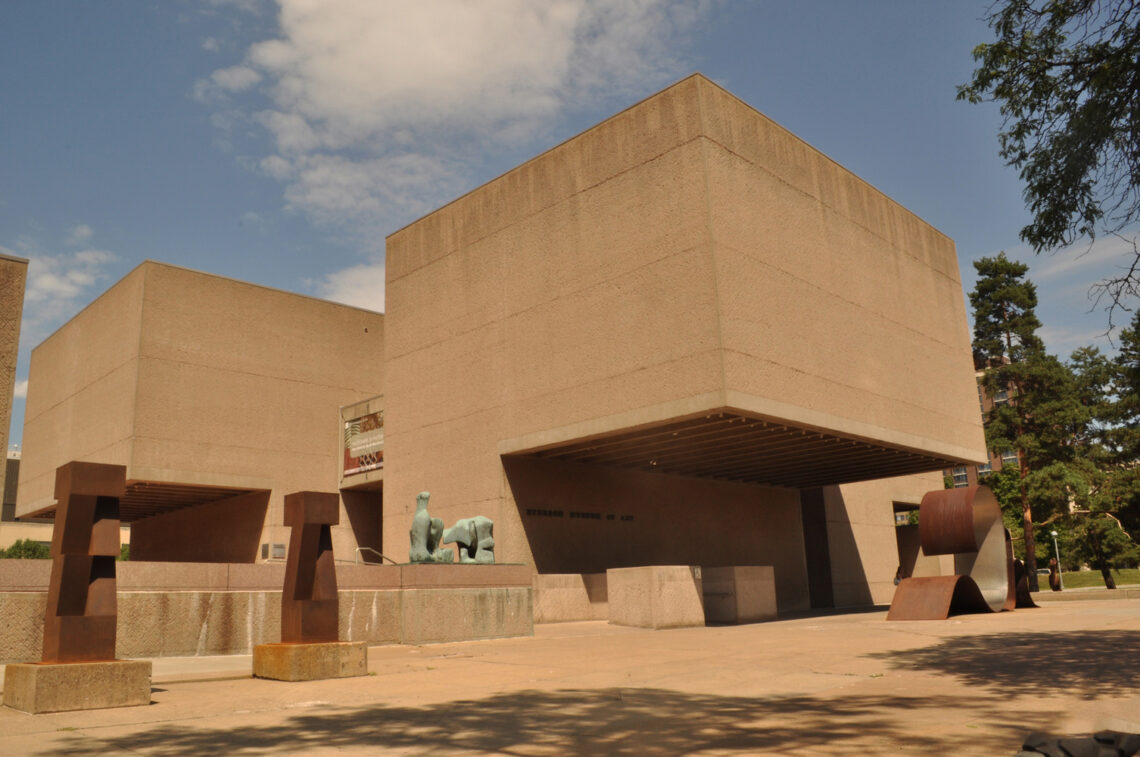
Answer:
696;78;728;398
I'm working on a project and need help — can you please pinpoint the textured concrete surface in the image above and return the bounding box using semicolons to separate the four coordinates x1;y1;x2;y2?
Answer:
532;573;608;623
252;641;367;682
15;260;385;561
2;584;532;662
383;74;985;605
702;566;777;624
607;566;705;629
3;659;150;713
0;253;27;507
0;599;1136;754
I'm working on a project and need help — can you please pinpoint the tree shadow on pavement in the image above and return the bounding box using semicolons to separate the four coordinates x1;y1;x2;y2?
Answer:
41;688;1025;756
869;630;1140;699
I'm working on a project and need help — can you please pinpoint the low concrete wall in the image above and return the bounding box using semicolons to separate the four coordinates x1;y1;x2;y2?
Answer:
533;573;608;623
607;565;706;630
0;561;532;662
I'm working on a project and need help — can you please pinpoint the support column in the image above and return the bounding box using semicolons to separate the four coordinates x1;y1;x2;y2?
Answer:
800;487;834;610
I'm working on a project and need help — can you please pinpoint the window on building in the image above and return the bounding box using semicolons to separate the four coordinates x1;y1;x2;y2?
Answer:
951;466;969;487
993;389;1010;406
977;460;993;476
1001;449;1019;467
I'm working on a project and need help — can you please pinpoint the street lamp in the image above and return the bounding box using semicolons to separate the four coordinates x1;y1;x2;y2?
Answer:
1050;530;1063;590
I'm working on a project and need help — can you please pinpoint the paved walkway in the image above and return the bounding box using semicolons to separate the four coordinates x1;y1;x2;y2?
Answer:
2;598;1139;755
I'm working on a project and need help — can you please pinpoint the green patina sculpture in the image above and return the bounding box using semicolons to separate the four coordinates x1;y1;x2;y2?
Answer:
443;515;495;564
408;492;454;563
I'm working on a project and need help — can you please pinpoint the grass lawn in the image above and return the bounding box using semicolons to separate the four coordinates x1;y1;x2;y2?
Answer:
1049;568;1140;589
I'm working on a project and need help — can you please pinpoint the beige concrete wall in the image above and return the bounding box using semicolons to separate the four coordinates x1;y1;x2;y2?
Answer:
17;266;146;512
700;81;982;462
383;74;983;592
0;255;27;503
0;562;532;661
17;261;384;559
825;472;943;607
384;78;722;567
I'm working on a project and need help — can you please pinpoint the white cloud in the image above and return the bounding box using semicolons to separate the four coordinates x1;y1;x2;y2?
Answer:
209;0;264;13
315;259;385;312
204;0;708;231
202;0;710;308
65;224;93;246
3;241;122;346
1032;234;1139;280
212;65;262;93
12;379;27;399
202;37;221;53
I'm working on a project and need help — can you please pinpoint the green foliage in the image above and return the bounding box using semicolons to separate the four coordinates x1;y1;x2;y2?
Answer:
970;253;1043;365
1;538;51;559
986;464;1025;542
119;544;129;561
1063;512;1140;586
958;0;1140;253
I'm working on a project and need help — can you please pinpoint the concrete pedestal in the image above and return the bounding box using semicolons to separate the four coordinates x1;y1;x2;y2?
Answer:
701;566;777;624
607;565;704;629
3;659;152;713
252;641;367;682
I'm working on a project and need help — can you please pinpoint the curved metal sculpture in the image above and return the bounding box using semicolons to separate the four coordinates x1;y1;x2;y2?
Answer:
888;485;1021;621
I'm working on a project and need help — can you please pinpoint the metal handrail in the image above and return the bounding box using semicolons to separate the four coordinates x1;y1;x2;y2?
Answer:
353;547;400;565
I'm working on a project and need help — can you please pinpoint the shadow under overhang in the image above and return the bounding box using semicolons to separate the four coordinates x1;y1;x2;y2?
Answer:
508;411;965;488
24;480;264;522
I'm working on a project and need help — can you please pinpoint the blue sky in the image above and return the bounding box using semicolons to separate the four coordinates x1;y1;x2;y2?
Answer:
3;0;1135;448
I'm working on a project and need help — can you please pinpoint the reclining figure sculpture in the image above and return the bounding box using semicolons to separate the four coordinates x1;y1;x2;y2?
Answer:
408;491;455;563
443;515;495;564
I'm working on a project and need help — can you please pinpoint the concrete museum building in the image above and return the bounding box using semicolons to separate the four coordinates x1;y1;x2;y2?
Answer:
14;75;986;619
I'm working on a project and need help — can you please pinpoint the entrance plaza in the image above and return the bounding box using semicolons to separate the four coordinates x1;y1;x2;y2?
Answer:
9;73;1125;752
1;597;1138;755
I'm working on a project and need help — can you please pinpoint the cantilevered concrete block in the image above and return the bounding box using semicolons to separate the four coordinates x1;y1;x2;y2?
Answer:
607;565;704;629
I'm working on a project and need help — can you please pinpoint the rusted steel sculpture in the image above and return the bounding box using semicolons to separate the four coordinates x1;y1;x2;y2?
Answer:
280;491;340;643
888;485;1021;621
42;461;126;662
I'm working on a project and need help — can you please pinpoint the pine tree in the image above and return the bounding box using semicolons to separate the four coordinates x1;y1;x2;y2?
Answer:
970;253;1087;590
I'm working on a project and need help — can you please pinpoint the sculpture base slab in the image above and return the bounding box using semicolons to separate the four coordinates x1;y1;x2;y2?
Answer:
252;641;367;681
607;565;705;629
3;659;152;713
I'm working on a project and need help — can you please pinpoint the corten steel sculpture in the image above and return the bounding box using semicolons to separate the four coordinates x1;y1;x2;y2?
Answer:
280;491;340;643
888;485;1026;621
42;461;126;662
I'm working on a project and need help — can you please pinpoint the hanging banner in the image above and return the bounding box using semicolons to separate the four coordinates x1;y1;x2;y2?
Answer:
343;410;383;475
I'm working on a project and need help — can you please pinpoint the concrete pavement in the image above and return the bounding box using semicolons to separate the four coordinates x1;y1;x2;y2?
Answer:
2;597;1138;755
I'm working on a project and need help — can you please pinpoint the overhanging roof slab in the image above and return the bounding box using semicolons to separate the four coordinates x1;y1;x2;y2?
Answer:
511;411;965;489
